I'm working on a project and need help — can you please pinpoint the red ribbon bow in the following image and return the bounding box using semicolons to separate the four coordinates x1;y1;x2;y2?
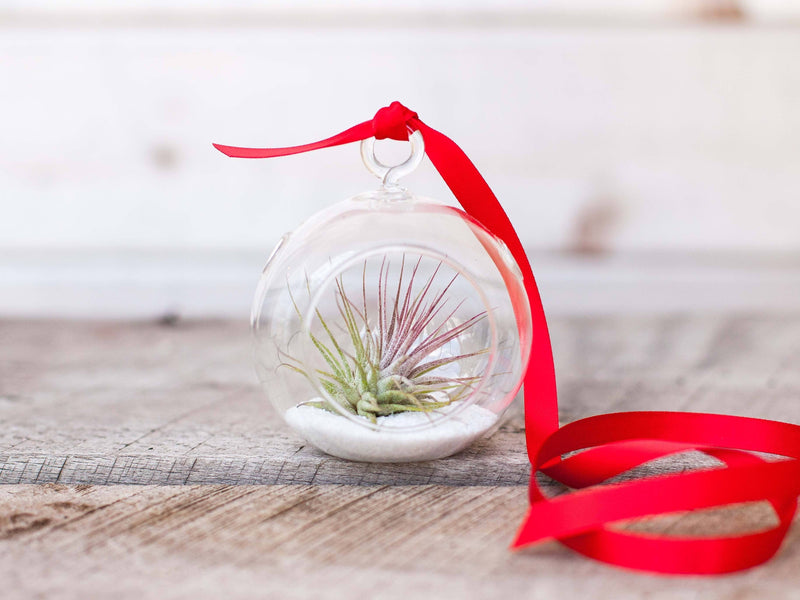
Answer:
215;102;800;575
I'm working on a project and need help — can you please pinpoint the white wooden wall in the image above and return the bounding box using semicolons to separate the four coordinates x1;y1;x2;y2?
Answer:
1;1;799;317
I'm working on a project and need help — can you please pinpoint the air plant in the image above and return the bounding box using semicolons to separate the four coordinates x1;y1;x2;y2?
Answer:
283;256;488;423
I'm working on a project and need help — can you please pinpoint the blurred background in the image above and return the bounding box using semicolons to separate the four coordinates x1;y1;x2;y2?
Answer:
1;0;798;319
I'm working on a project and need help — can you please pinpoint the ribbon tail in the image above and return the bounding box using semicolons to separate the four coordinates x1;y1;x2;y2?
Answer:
413;118;560;454
213;121;375;158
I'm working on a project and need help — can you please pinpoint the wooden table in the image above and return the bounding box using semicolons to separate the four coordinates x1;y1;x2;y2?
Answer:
1;317;799;599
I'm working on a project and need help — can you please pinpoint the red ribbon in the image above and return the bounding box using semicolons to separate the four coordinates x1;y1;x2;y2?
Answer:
215;101;800;575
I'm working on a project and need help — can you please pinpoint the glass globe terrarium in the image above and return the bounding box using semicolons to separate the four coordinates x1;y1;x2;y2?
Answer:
252;131;532;462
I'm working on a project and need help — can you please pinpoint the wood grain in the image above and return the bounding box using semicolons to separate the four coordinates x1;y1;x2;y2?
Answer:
1;317;800;598
1;316;799;485
0;483;797;600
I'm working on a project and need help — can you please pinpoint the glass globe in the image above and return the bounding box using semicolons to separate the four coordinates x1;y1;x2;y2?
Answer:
252;133;531;462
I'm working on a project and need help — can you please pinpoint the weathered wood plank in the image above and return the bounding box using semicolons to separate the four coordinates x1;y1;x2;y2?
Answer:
0;447;531;486
1;318;799;596
0;484;797;600
0;316;798;485
4;28;800;258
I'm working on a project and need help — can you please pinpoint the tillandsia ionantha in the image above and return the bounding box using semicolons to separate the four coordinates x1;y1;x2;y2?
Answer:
282;256;489;424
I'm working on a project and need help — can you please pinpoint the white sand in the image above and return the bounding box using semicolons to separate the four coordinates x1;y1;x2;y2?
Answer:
284;402;498;462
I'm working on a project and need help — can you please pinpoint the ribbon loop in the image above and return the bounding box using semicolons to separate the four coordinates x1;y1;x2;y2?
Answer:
214;101;800;576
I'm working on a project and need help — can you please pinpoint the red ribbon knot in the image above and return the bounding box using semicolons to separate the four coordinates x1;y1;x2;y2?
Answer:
371;101;419;141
